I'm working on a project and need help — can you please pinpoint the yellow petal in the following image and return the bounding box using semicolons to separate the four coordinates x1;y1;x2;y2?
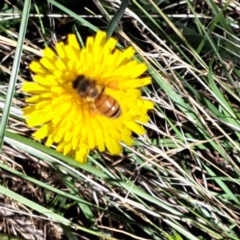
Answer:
75;146;89;163
22;82;46;93
55;59;67;71
42;47;57;59
33;74;57;86
56;42;66;59
121;129;134;146
27;111;53;127
102;37;117;59
121;77;151;89
86;36;94;54
56;142;64;152
142;99;154;109
95;31;107;48
63;143;72;155
104;132;121;154
45;134;54;147
136;114;149;123
68;34;81;50
40;58;56;71
25;95;40;103
33;124;49;140
116;46;135;67
29;61;47;74
65;45;79;62
123;121;146;135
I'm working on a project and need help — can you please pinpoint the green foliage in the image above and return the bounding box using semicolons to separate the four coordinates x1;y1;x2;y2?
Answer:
0;0;240;239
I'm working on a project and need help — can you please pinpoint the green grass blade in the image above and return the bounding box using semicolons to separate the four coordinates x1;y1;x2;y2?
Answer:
106;0;129;39
0;0;31;150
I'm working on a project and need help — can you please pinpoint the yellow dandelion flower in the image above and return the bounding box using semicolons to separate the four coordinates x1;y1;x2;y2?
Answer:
22;31;154;163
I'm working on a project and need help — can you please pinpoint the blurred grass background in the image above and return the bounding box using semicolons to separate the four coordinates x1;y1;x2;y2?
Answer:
0;0;240;239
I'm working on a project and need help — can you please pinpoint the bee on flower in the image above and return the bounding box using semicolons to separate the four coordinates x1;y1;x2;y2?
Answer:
22;30;154;163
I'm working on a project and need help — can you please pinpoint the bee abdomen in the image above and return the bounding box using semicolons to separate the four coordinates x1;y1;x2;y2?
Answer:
95;94;121;118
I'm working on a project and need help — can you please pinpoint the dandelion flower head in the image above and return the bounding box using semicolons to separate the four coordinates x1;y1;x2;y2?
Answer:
22;31;154;163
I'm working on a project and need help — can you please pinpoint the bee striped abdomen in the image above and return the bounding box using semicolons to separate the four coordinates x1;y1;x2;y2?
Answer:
95;94;121;118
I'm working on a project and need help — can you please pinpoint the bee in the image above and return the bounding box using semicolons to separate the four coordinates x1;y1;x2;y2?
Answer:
72;75;121;118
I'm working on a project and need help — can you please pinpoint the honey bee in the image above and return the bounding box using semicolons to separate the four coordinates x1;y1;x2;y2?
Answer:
72;75;121;118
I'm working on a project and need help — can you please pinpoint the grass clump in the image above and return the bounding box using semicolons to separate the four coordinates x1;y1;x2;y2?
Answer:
0;0;240;239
